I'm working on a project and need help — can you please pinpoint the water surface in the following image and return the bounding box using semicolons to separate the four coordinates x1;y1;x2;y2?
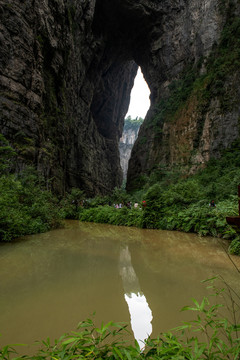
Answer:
0;221;239;350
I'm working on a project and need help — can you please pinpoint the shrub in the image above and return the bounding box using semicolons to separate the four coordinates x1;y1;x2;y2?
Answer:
229;236;240;255
79;206;143;228
0;169;62;241
59;188;85;219
78;138;240;254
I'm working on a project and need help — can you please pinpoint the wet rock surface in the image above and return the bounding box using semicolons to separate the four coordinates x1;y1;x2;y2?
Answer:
0;0;239;194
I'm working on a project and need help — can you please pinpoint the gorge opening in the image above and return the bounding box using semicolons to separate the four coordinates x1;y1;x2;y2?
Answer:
119;68;151;181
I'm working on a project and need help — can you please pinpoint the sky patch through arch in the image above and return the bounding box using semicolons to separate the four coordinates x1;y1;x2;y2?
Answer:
126;68;150;119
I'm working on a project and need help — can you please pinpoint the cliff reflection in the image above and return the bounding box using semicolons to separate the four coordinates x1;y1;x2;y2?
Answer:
119;246;152;347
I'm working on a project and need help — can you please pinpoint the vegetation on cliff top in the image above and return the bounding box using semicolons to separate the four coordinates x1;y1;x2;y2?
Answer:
123;116;144;132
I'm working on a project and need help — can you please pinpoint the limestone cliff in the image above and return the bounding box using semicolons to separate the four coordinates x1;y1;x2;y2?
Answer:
119;118;142;180
0;0;137;195
0;0;240;195
126;0;240;190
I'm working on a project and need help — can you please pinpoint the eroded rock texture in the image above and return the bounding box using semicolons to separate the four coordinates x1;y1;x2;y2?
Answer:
0;0;137;195
119;124;141;180
0;0;240;195
126;0;240;190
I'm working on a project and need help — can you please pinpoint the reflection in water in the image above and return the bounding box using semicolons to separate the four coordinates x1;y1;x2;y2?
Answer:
119;246;152;347
0;221;240;349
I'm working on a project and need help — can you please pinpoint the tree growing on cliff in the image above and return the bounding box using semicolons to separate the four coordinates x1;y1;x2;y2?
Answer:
124;116;144;132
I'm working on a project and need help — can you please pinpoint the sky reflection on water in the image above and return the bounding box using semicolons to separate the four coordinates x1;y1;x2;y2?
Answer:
119;245;153;347
0;220;240;349
124;292;152;347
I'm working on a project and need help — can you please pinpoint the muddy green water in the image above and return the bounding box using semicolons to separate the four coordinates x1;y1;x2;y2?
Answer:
0;220;240;351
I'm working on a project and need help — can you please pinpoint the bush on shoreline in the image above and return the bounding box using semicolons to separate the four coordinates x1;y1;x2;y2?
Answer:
0;134;62;242
78;141;240;254
1;133;240;254
0;168;62;242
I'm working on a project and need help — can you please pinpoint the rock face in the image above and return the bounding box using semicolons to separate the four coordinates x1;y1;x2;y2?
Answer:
0;0;137;195
126;0;240;190
119;121;142;180
0;0;240;195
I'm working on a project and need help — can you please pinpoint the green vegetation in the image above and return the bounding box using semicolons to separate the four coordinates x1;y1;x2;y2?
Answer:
0;169;61;242
80;205;143;228
148;12;240;144
1;130;240;254
124;116;144;132
1;4;240;359
0;133;94;241
59;188;85;219
150;63;199;137
107;10;240;255
0;134;62;241
1;278;240;359
1;11;240;251
79;139;240;254
200;12;240;111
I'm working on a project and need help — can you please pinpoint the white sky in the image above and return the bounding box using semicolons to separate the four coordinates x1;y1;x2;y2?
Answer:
126;67;151;119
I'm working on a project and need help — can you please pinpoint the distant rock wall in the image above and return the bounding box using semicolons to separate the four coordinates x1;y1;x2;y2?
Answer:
119;126;140;180
1;0;240;195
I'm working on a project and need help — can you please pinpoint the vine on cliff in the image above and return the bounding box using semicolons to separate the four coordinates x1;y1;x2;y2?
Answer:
149;5;240;143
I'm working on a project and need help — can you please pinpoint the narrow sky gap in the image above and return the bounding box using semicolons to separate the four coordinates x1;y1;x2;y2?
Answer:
126;67;150;119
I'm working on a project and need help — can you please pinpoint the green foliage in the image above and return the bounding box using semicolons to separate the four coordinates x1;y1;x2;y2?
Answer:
141;184;164;229
59;188;85;219
124;116;144;132
0;134;62;241
167;66;198;116
111;187;129;204
149;64;198;137
229;236;240;255
79;206;143;228
162;199;238;237
0;134;16;174
201;14;240;111
79;139;240;253
0;168;62;242
148;12;240;142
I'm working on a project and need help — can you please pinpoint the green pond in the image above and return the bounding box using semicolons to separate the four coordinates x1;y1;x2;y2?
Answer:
0;220;240;352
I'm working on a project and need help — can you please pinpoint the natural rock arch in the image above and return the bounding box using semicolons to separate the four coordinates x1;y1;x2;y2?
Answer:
0;0;239;195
